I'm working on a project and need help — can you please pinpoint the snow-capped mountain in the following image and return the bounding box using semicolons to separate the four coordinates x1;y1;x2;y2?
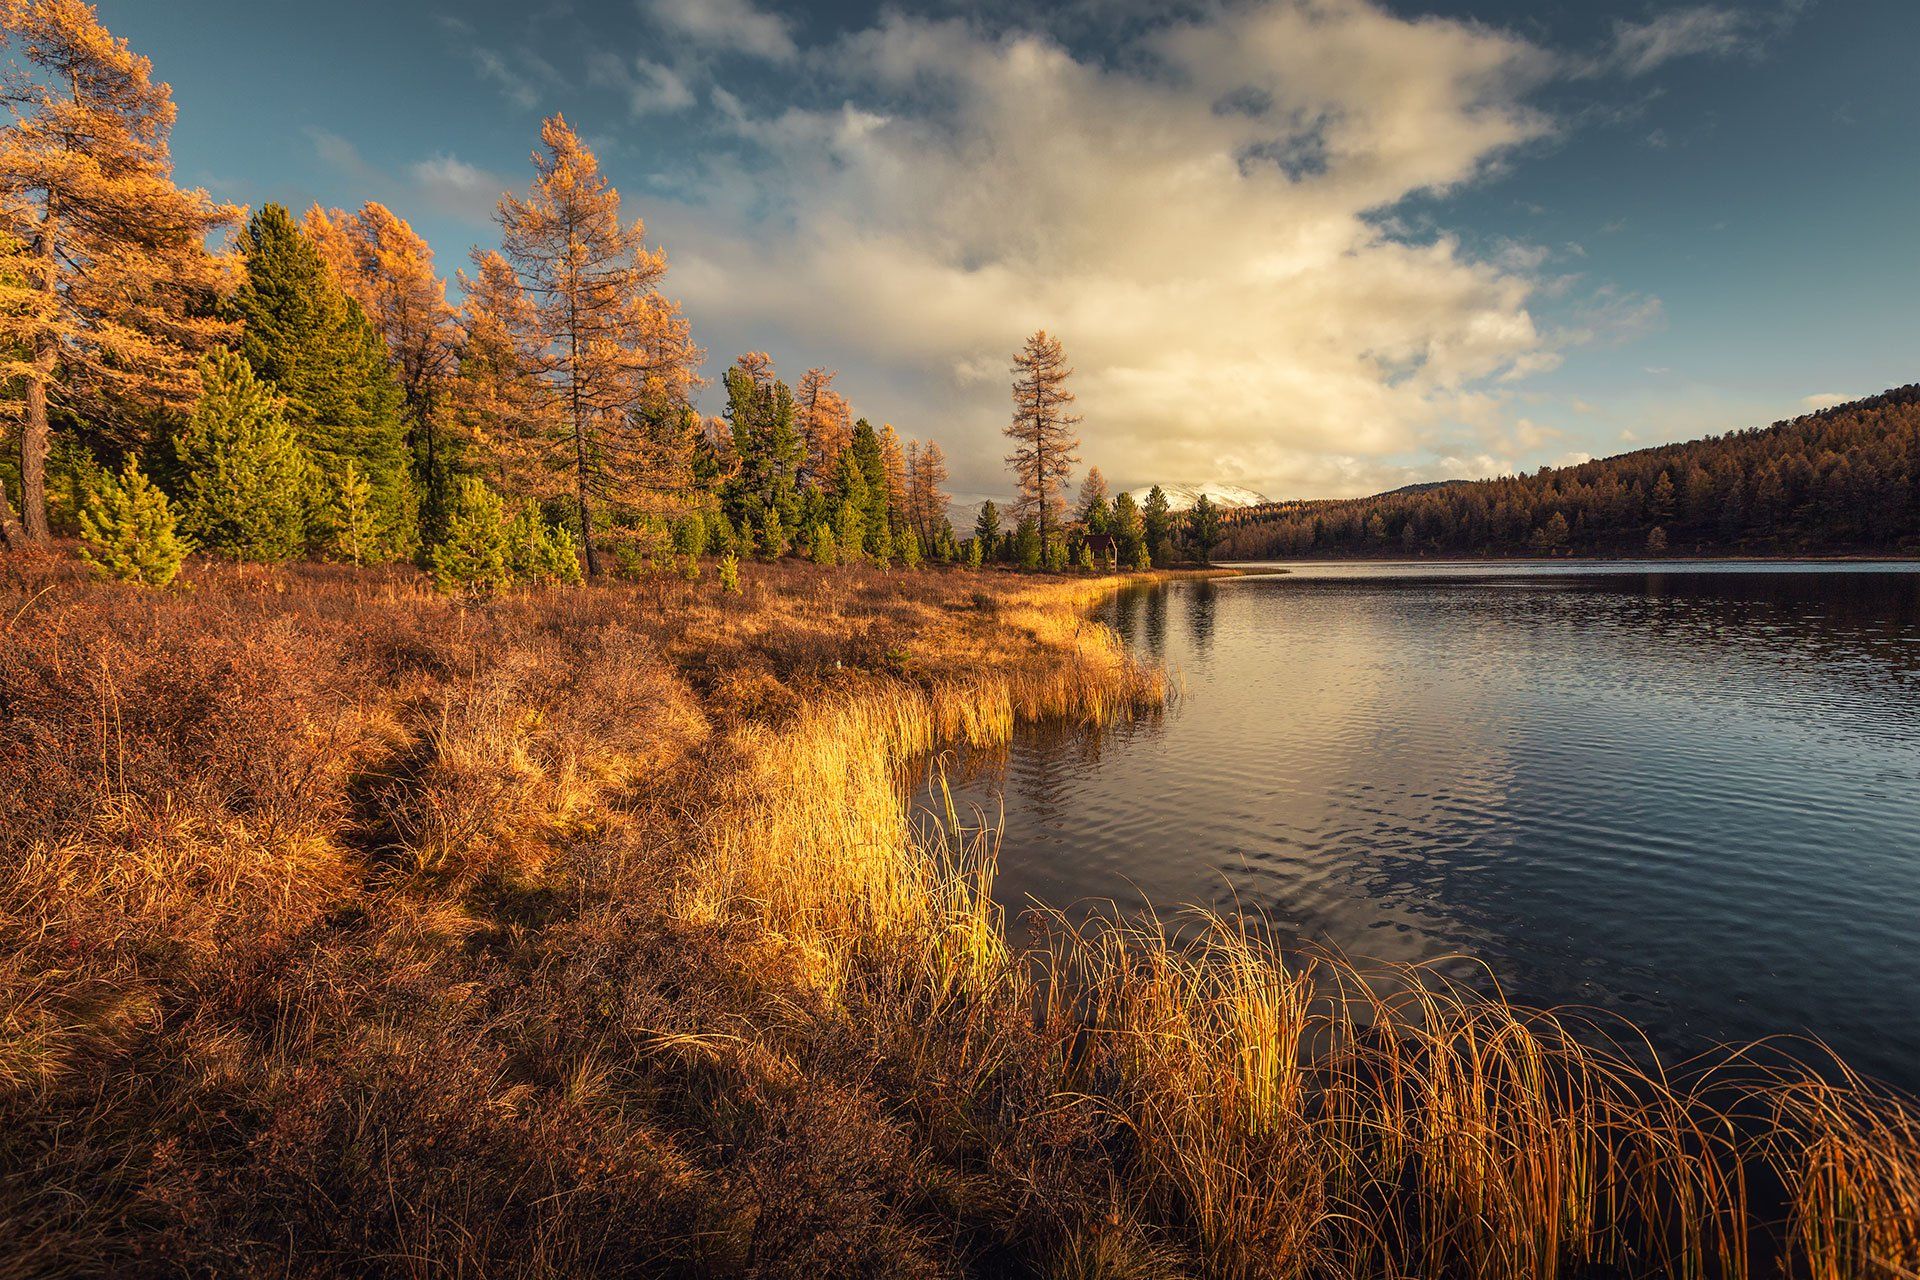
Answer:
1121;483;1270;512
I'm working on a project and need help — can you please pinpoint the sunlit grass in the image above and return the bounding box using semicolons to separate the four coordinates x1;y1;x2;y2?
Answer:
1;549;1914;1276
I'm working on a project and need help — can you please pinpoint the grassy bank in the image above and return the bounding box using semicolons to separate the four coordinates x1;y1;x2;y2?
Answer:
2;553;1916;1278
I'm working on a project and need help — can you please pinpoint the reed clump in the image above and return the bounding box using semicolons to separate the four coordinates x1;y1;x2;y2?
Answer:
1;551;1915;1278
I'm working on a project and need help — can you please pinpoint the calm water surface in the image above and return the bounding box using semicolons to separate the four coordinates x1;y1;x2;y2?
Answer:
913;561;1920;1090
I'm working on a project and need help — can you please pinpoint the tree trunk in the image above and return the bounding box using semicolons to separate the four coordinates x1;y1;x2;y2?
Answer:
0;479;27;547
21;211;56;542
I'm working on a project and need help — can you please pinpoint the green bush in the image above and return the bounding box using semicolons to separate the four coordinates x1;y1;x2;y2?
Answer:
78;459;190;587
174;347;313;562
429;478;514;595
506;500;583;586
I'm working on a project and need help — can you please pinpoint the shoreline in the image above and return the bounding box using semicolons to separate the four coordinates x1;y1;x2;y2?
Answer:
4;554;1917;1276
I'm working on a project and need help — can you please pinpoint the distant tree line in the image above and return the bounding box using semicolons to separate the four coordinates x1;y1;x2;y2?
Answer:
1219;389;1920;560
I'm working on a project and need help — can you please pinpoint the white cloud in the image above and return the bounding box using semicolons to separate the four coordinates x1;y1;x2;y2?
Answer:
1800;392;1849;412
1610;7;1749;76
588;52;696;115
409;154;510;221
645;0;796;62
656;0;1584;498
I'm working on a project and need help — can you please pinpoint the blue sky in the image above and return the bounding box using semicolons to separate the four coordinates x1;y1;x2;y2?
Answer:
96;0;1920;500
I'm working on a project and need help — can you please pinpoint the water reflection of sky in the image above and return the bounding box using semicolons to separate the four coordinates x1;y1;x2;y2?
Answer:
913;563;1920;1090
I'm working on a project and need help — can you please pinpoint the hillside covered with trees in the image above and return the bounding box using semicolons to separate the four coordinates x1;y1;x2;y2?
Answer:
1220;388;1920;560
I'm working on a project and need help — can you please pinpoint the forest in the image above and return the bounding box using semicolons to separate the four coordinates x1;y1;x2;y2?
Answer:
1219;388;1920;560
0;3;1225;589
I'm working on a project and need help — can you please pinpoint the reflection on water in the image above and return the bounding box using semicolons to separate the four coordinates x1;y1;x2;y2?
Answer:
913;562;1920;1090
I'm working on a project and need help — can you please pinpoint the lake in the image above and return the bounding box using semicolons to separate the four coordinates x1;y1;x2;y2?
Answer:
912;561;1920;1092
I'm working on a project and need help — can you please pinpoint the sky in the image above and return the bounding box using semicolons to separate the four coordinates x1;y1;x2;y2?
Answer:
92;0;1920;501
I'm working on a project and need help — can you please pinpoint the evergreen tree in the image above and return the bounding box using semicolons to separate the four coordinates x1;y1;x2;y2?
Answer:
850;419;893;563
173;348;313;562
78;458;189;587
429;478;514;594
810;522;837;566
722;354;803;531
718;551;741;594
328;462;378;565
964;537;983;569
1015;517;1042;569
1143;485;1174;564
233;203;416;556
1111;490;1145;566
899;525;922;570
974;499;1002;553
1186;493;1225;564
506;499;584;585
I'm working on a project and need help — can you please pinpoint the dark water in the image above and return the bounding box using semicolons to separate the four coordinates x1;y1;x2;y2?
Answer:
912;561;1920;1091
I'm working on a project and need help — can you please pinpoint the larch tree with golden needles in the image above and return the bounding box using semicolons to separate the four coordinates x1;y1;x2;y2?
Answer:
793;365;851;487
451;249;548;496
904;438;949;549
0;0;237;545
1005;329;1081;547
305;201;459;536
488;113;702;576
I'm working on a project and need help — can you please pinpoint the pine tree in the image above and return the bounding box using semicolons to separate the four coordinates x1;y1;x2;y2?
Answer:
233;204;415;556
1005;330;1082;546
505;499;583;585
810;522;837;566
490;114;703;576
974;499;1001;554
964;536;983;569
850;420;893;564
305;202;459;540
723;353;802;531
1076;466;1111;533
899;525;922;570
718;551;741;595
1186;493;1225;564
78;458;188;586
429;478;514;594
173;349;313;562
1015;516;1042;570
1111;490;1145;566
1142;485;1174;564
0;0;239;544
329;461;378;565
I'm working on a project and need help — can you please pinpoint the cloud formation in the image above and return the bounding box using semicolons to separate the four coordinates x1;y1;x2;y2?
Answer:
656;0;1577;497
646;0;797;63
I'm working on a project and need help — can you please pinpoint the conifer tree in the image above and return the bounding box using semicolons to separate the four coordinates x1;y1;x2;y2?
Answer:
305;202;459;539
78;458;188;586
505;498;583;585
850;419;893;564
489;114;703;576
173;348;313;562
0;0;239;544
965;536;983;569
1077;466;1111;532
430;478;514;594
1005;330;1081;547
1015;516;1041;570
974;499;1001;554
810;522;836;566
793;366;852;487
723;353;802;531
1186;493;1225;564
233;204;415;556
904;439;951;549
328;462;377;565
1111;490;1145;566
899;525;922;570
718;551;741;594
1142;485;1174;564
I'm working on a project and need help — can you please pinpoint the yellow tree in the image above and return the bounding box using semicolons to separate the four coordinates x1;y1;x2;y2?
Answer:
451;249;549;497
905;438;950;547
879;421;906;519
1005;329;1081;545
0;0;238;544
793;365;851;487
305;201;459;530
489;113;702;576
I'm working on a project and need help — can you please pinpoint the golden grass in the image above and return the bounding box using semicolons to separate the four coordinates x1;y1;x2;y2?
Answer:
1;548;1916;1278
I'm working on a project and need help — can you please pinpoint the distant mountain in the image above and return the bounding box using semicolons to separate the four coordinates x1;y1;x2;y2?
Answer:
1122;483;1271;512
1370;479;1462;499
1219;386;1920;559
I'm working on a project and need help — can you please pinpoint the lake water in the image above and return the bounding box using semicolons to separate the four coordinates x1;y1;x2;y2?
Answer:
912;561;1920;1092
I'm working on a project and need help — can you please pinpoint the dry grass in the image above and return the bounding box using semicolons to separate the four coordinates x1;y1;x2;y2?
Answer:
1;547;1915;1278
